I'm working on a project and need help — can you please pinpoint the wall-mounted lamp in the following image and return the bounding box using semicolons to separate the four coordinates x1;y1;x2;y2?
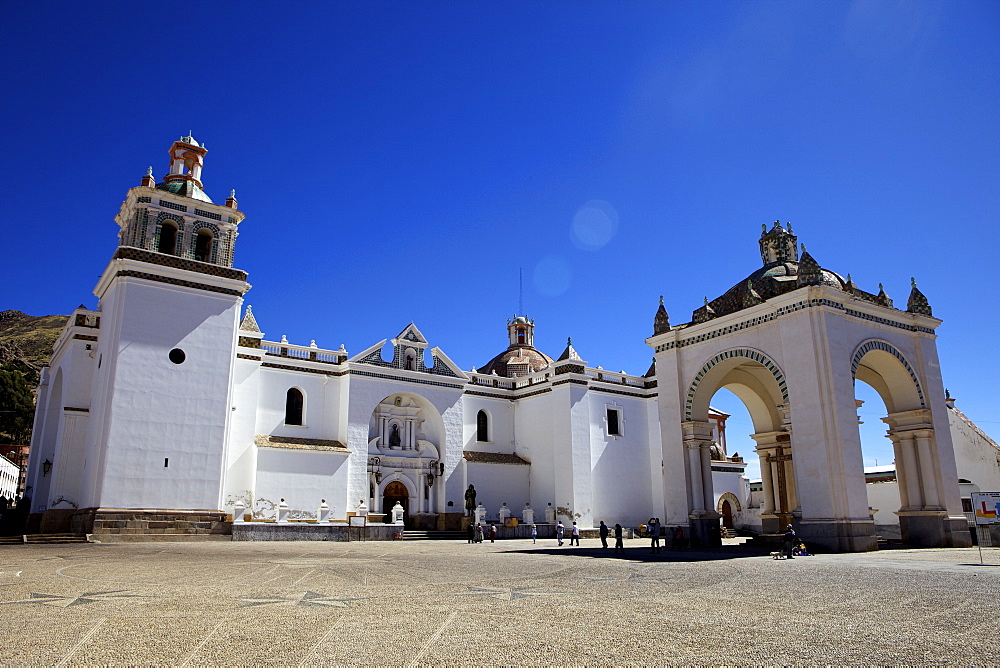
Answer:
426;459;442;487
367;456;382;483
42;459;52;477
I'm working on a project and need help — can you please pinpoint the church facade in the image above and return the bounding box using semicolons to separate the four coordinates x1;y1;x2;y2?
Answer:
26;136;971;551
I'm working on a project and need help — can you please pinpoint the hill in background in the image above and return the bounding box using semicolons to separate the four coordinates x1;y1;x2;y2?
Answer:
0;310;67;385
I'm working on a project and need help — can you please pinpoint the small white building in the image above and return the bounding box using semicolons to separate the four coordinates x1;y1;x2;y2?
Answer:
0;454;18;504
26;136;972;551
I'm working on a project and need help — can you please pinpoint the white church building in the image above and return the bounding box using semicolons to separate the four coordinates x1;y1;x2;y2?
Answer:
26;136;971;551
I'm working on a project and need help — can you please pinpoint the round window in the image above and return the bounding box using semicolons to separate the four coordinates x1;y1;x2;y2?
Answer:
169;348;186;364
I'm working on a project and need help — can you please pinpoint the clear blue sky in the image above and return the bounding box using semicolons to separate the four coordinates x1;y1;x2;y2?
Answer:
3;2;997;475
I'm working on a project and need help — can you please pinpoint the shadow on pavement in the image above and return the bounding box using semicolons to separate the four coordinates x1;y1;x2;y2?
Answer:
504;545;777;562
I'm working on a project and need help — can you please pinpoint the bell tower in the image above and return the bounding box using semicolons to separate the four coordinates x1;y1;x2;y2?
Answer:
115;135;244;266
507;315;535;347
81;134;249;514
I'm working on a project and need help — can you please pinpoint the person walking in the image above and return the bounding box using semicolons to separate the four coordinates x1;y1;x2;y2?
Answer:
672;526;683;550
489;524;497;543
783;524;797;559
650;518;661;553
475;523;484;543
531;524;537;544
599;521;609;549
556;521;565;546
467;522;475;544
570;521;581;546
613;523;624;554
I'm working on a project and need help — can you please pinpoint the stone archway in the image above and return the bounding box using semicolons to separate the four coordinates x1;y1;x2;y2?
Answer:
649;224;970;551
717;491;741;530
852;339;962;546
682;348;791;542
366;393;445;522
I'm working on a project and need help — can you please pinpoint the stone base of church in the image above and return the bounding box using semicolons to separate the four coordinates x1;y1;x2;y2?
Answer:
68;508;231;538
898;511;973;548
798;519;878;552
689;515;722;548
232;523;399;541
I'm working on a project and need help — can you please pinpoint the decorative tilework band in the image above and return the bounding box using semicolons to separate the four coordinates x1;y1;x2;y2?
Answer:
116;270;244;297
655;298;934;353
113;246;247;280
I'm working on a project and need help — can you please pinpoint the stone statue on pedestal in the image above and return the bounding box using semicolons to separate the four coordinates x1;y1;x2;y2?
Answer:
464;484;477;515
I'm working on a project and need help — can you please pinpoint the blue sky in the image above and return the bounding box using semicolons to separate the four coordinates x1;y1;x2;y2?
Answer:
3;2;997;476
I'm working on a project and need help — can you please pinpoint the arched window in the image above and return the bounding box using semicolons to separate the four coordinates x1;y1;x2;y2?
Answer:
194;229;213;262
517;328;525;344
477;410;488;442
405;355;415;371
158;223;178;254
285;388;304;426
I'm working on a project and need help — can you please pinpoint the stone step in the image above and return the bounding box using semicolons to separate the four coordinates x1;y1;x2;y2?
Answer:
24;534;91;544
89;534;233;543
401;530;467;541
0;535;25;545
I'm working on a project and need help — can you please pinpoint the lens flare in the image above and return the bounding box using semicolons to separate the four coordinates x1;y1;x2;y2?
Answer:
571;200;619;251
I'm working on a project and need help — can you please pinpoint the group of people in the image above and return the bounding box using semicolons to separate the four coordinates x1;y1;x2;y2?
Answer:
598;520;626;554
467;514;812;558
466;522;497;543
554;521;582;546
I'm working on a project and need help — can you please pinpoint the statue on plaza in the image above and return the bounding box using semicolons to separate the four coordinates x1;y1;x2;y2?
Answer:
464;484;477;515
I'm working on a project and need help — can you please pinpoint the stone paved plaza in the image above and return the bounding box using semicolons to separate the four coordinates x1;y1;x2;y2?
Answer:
1;538;998;665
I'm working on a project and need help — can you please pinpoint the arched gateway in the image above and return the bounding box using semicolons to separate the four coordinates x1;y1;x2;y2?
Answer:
648;223;970;551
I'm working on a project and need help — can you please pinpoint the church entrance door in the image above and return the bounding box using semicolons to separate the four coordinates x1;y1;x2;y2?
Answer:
721;500;733;529
383;481;409;527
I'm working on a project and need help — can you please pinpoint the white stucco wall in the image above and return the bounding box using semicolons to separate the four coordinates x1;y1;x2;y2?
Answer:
949;405;1000;493
465;461;529;519
254;447;350;520
91;275;241;510
589;392;658;527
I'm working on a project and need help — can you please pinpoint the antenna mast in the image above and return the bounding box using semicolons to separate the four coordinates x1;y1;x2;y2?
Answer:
519;267;524;314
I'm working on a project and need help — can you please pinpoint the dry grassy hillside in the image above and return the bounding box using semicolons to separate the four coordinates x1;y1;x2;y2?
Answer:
0;310;68;384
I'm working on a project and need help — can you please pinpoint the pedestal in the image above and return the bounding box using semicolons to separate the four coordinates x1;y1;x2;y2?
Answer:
233;502;246;524
391;502;405;525
759;513;782;535
318;500;331;524
474;504;487;526
277;499;290;524
688;514;722;548
545;505;556;523
798;519;878;552
898;511;972;548
499;504;510;524
522;506;534;525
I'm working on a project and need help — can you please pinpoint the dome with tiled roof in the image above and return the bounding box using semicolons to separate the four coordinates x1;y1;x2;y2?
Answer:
155;179;213;203
479;315;554;378
691;222;849;323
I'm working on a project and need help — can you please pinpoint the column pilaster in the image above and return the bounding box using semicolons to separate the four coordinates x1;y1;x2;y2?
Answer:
914;429;942;510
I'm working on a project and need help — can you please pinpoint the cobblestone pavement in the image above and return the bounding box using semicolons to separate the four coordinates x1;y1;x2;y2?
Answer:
1;539;997;665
